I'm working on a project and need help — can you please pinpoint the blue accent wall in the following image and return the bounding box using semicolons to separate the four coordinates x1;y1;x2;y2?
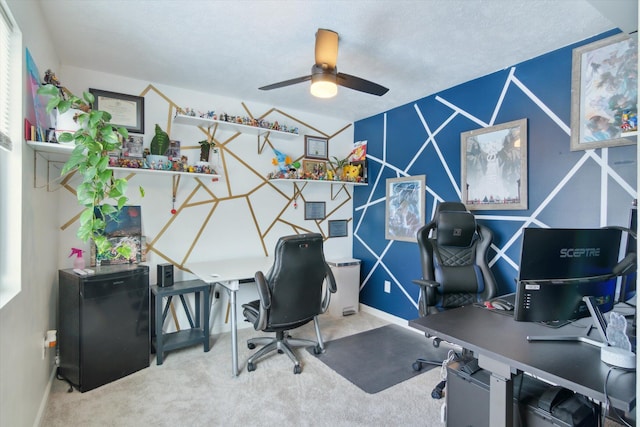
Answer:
353;30;637;320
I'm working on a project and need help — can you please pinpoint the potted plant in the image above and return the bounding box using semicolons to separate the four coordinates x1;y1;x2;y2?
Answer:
146;124;170;169
329;155;349;180
198;137;215;162
38;83;144;260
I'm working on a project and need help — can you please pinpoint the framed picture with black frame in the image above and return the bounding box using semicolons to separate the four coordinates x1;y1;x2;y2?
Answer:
89;88;145;134
304;201;326;220
304;135;329;160
328;219;348;238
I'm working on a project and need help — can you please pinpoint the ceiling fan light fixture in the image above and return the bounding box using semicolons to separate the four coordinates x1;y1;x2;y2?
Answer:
310;73;337;98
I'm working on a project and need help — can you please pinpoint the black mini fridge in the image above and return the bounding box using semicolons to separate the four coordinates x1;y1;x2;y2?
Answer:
58;264;150;392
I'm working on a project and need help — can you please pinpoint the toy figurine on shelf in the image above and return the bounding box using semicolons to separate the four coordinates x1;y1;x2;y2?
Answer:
271;148;300;177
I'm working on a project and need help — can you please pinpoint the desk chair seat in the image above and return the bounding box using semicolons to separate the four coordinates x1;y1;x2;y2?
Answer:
242;233;336;374
412;202;497;374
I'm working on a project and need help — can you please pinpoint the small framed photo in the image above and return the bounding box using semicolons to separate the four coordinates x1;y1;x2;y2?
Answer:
89;88;145;134
122;135;144;158
304;135;329;160
328;220;348;238
302;159;327;177
304;201;326;220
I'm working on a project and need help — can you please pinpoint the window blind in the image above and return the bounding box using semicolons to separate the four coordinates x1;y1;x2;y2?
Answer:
0;2;14;152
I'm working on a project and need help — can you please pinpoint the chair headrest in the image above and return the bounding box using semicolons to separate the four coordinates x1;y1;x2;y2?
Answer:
436;211;477;247
435;202;467;216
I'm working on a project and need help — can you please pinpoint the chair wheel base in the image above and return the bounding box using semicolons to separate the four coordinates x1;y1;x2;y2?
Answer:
412;361;422;371
293;365;301;374
433;338;441;348
247;362;256;372
313;345;322;355
248;343;256;350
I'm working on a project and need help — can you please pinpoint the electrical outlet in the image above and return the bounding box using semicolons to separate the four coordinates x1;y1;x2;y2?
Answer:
384;280;391;293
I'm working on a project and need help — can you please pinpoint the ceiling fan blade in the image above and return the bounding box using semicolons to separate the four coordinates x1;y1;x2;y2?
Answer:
336;72;389;96
259;75;311;91
315;29;338;68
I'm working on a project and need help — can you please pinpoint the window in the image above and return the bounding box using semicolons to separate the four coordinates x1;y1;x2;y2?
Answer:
0;0;22;308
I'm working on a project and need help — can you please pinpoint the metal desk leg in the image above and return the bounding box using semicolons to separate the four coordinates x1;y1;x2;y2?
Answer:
228;285;239;377
156;294;164;365
203;285;211;352
478;354;514;427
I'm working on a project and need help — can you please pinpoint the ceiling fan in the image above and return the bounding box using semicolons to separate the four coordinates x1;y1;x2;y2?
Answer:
259;28;389;98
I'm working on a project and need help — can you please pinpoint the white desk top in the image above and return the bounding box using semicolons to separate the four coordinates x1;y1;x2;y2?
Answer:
187;256;274;291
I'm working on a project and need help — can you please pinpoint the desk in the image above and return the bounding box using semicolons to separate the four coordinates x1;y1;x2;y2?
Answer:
188;256;273;377
409;305;636;427
151;280;211;365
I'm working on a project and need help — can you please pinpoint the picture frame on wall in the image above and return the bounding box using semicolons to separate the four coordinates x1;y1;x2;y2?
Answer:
302;159;327;177
385;175;425;242
570;33;637;151
304;201;326;220
461;119;528;211
304;135;329;160
328;220;348;238
89;88;145;134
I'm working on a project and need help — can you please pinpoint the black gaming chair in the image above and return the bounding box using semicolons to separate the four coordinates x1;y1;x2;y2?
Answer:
242;233;337;374
412;201;497;371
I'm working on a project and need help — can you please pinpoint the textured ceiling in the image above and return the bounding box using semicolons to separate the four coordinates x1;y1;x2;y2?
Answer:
36;0;632;122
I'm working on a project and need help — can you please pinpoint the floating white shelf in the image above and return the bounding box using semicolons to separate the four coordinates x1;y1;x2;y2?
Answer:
173;114;299;139
269;178;367;186
26;140;221;180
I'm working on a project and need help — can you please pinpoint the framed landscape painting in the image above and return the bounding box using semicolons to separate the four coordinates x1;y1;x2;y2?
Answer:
461;119;528;211
570;33;637;151
385;175;425;242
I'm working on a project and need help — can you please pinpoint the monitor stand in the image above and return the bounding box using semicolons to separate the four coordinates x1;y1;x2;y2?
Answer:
526;296;609;348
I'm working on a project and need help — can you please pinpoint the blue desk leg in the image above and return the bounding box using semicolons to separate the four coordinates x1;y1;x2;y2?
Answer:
479;354;514;427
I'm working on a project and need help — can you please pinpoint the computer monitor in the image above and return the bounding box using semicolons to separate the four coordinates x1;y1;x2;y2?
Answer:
514;227;622;323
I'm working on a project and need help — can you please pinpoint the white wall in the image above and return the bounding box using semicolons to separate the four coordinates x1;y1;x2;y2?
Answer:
56;68;355;332
1;1;61;427
1;3;355;426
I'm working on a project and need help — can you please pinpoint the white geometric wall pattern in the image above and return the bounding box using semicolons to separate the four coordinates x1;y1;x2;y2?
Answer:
352;30;637;320
57;81;356;278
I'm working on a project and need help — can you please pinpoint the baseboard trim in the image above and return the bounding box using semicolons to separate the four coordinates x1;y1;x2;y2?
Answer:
34;367;56;427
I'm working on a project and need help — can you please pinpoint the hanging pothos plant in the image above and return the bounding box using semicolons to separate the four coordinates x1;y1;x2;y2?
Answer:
38;84;145;259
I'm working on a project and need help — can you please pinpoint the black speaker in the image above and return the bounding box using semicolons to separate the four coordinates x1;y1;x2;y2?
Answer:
157;263;174;287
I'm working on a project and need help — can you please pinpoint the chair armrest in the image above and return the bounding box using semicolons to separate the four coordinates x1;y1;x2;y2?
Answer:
325;263;337;293
320;263;337;313
412;279;439;316
411;279;440;289
254;271;272;310
254;271;271;330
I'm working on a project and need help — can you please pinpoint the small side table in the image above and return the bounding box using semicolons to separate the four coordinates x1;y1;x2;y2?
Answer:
151;279;211;365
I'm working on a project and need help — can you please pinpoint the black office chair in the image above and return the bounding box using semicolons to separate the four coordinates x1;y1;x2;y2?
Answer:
412;201;498;372
242;233;337;374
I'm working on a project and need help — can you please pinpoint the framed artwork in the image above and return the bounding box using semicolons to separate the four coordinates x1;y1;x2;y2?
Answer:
570;33;637;151
461;119;528;211
328;220;348;238
302;159;326;176
304;135;329;160
304;201;326;220
385;175;425;242
90;206;145;266
89;88;145;134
